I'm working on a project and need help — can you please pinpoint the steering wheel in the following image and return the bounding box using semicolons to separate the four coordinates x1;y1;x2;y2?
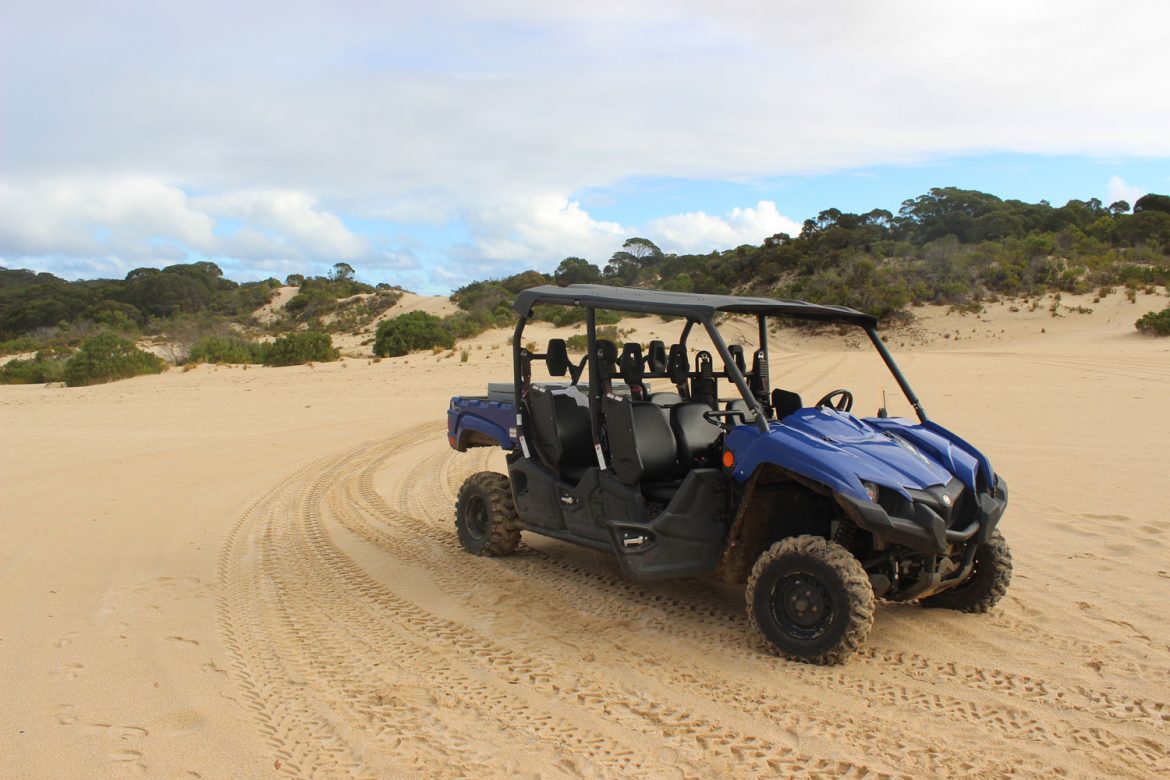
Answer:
815;388;854;412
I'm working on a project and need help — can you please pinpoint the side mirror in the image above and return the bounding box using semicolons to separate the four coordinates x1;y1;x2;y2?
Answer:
545;339;570;376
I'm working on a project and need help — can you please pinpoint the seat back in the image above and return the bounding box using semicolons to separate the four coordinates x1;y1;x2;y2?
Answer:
620;342;647;399
671;402;723;468
666;344;691;398
692;351;717;408
724;398;758;424
646;340;667;373
528;385;593;470
648;391;682;406
726;344;746;375
594;339;619;394
603;394;676;485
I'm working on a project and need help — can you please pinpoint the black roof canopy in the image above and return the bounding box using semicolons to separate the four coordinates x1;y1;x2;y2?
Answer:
513;284;877;327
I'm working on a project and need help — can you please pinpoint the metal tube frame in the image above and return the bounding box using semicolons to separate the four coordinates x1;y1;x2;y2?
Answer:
866;326;928;423
703;318;769;432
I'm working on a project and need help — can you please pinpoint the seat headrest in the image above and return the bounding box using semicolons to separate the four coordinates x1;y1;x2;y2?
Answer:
546;339;570;377
726;344;746;374
751;348;767;377
696;350;714;377
667;344;690;385
620;343;645;384
646;340;667;373
596;339;618;364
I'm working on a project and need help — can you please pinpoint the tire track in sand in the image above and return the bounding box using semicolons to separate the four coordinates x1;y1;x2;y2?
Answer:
220;424;1170;778
353;436;1168;778
220;426;892;778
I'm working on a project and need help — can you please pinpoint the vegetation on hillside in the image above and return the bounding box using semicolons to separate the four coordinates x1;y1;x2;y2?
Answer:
453;189;1170;327
1135;306;1170;336
282;262;405;331
4;188;1169;363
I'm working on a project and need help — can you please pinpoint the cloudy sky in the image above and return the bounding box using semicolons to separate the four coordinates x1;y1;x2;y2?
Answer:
2;1;1168;292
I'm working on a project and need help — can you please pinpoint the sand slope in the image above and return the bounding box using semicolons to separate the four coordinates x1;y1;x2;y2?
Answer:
2;298;1169;778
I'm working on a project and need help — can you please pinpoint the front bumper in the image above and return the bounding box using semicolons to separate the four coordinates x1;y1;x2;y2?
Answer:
835;477;1008;555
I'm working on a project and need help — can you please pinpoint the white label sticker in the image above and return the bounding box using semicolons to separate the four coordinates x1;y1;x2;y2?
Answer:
594;444;607;469
519;435;530;459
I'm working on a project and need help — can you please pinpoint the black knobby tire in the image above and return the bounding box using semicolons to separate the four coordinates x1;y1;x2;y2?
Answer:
455;472;521;556
921;529;1012;613
746;535;875;665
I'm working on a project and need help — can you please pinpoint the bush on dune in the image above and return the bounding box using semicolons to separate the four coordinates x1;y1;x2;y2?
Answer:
188;336;264;364
63;332;166;387
374;311;454;356
0;351;70;384
1135;306;1170;336
262;331;339;366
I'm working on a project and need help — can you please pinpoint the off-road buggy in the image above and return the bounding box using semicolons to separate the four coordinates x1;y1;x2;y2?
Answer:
447;285;1011;664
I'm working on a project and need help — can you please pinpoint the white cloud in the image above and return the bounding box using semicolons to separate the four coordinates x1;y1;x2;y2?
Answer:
193;190;369;260
2;1;1169;286
0;177;214;263
647;201;802;254
461;194;628;268
0;178;408;281
1107;176;1145;208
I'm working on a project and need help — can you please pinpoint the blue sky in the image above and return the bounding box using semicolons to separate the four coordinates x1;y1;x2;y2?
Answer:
2;1;1168;294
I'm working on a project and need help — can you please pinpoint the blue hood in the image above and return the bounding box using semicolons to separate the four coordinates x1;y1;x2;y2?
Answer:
725;408;982;503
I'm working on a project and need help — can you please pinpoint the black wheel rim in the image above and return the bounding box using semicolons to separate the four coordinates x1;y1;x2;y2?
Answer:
466;496;490;540
771;572;833;640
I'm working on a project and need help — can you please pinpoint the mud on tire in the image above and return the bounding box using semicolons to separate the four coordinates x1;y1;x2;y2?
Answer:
746;535;875;665
455;472;521;556
921;529;1012;613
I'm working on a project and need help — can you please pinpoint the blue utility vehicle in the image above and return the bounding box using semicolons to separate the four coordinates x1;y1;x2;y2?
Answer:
448;285;1010;664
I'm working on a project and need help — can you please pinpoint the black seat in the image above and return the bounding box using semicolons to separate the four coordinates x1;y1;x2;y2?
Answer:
692;351;717;408
527;385;594;480
671;402;723;468
724;398;758;423
771;388;803;419
602;393;676;486
648;391;682;406
595;339;619;394
620;342;648;400
725;344;746;375
646;340;667;373
666;344;690;398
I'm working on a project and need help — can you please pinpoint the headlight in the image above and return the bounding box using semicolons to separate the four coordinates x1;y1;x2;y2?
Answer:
863;481;880;502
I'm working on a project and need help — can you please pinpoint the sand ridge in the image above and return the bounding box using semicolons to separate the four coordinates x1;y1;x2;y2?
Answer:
2;298;1169;777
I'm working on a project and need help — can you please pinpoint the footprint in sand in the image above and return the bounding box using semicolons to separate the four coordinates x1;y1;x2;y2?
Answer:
51;662;85;681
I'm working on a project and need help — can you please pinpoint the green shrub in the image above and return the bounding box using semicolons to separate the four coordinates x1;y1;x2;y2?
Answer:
262;331;339;366
1135;307;1170;336
63;332;166;387
374;311;454;356
188;336;264;364
0;351;70;384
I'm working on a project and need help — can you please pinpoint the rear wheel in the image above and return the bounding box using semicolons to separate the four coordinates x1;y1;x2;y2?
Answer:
746;535;874;665
921;529;1012;612
455;472;520;556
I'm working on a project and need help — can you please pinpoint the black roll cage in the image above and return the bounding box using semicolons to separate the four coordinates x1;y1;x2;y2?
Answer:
510;285;927;470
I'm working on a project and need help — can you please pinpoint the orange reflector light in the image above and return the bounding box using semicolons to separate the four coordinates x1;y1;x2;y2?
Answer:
722;450;734;468
448;434;456;447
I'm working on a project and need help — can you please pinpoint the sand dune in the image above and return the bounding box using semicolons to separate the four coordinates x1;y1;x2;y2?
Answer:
2;294;1169;778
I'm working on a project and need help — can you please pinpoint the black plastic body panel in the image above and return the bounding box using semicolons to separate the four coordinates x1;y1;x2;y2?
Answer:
506;453;730;581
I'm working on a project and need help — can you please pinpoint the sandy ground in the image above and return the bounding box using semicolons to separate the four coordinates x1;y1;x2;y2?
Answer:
2;290;1169;778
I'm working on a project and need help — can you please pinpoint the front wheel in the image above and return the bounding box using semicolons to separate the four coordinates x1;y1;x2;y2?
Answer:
455;472;520;556
921;529;1012;612
746;535;874;665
